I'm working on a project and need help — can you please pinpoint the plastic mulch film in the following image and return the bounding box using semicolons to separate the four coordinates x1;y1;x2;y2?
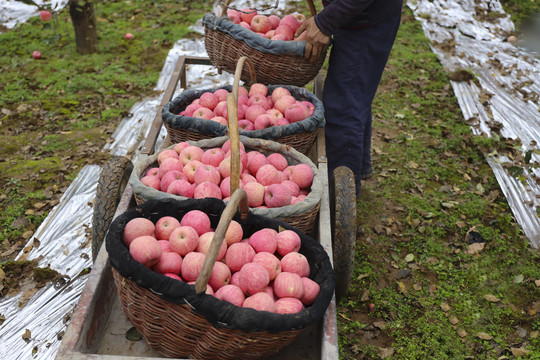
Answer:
407;0;540;247
0;0;67;31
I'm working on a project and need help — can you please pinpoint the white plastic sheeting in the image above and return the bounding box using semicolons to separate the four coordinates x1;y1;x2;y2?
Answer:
0;0;67;31
407;0;540;247
0;1;286;359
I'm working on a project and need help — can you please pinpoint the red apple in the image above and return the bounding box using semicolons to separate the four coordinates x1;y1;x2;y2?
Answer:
208;261;231;291
155;216;181;240
240;173;257;184
271;87;292;103
300;277;320;306
184;103;201;117
152;251;183;275
239;21;251;30
180;210;212;236
129;235;162;268
225;219;243;246
167;179;195;198
199;92;219;110
32;50;42;59
281;180;300;197
252;252;281;280
280;14;301;33
243;292;275;312
281;252;310;277
213;88;229;102
141;175;161;190
160;170;187;193
300;100;315;116
40;10;52;21
276;118;291;126
194;181;222;200
285;103;310;123
244;104;267;122
267;153;288;171
268;15;281;29
274;94;296;114
248;228;277;254
214;101;228;118
181;251;206;282
215;284;245;307
248;93;271;110
240;8;258;23
220;176;244;199
275;297;304;314
225;242;256;272
193;164;221;186
289;163;314;189
276;230;302;256
123;217;155;247
182;159;202;183
243;181;265;207
197;231;227;261
264;183;292;208
158;157;183;178
158;240;172;253
247;152;269;175
227;9;242;24
273;272;304;299
271;34;290;41
250;15;272;34
248;83;268;97
173;142;191;154
256;164;281;186
192;107;214;120
164;273;182;281
169;226;199;256
238;262;270;296
274;24;294;41
124;32;134;40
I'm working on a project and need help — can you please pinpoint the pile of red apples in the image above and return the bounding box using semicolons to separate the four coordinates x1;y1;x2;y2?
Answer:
179;84;315;130
140;139;314;208
124;210;320;314
226;8;306;41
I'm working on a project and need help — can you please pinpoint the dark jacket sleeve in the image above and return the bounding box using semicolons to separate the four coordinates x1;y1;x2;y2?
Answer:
314;0;375;35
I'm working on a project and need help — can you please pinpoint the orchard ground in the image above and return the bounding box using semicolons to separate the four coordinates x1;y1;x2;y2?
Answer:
1;1;540;359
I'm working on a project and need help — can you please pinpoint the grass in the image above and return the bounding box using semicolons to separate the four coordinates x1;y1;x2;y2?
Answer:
1;0;540;358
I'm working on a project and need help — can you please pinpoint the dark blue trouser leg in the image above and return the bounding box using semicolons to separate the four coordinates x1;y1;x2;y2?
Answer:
323;12;401;195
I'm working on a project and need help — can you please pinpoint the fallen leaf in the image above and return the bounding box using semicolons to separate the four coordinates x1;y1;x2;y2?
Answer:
408;161;418;169
22;329;31;340
535;280;540;287
405;253;415;262
361;290;370;302
449;316;459;325
373;321;387;329
440;302;451;312
379;347;394;359
530;331;539;339
397;281;407;293
458;329;468;337
476;332;493;340
510;347;530;356
357;273;369;281
513;274;524;284
468;242;485;254
413;283;422;291
484;294;500;303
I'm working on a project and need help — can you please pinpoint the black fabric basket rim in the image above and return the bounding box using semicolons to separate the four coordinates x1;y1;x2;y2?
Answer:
161;84;325;141
106;197;335;334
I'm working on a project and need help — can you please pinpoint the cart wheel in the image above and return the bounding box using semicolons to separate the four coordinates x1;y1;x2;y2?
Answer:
330;166;357;300
91;156;133;262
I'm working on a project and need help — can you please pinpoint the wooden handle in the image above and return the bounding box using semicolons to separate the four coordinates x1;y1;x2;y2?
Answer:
194;189;249;294
226;56;256;198
306;0;317;17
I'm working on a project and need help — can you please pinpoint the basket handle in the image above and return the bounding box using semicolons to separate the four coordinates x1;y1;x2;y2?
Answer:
226;56;256;197
194;189;249;294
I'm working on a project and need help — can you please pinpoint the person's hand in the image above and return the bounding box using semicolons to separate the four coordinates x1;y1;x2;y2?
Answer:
295;17;330;62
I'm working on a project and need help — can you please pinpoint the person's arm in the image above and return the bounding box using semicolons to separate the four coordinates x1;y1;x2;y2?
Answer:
296;0;375;61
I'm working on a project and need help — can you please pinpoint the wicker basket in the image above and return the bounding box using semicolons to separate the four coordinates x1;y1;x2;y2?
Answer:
161;56;325;156
106;191;335;360
202;0;326;87
130;135;322;235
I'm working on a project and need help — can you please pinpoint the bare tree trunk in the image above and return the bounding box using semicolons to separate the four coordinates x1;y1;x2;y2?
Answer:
69;0;98;54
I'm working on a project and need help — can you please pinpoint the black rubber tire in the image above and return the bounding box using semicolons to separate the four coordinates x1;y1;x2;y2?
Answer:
330;166;357;300
91;156;133;262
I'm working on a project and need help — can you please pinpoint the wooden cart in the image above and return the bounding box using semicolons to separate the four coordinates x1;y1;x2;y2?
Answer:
55;56;356;360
